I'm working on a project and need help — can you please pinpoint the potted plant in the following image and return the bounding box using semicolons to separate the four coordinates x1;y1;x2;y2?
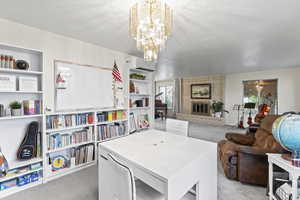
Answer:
9;101;22;116
211;101;229;118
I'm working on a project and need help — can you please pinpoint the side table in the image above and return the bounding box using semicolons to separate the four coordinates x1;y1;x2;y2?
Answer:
268;154;300;200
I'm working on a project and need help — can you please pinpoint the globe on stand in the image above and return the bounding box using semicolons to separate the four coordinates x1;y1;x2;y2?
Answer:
272;114;300;167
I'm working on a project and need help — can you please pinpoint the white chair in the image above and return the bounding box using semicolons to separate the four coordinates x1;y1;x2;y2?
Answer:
166;119;196;195
99;154;194;200
166;118;189;137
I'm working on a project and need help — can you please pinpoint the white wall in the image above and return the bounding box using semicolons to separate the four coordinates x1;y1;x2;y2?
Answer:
225;67;300;125
0;18;132;111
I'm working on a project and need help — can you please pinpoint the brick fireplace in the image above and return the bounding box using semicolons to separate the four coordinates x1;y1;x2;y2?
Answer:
176;75;225;125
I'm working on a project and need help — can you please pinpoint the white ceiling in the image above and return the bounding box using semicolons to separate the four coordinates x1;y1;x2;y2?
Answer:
1;0;300;79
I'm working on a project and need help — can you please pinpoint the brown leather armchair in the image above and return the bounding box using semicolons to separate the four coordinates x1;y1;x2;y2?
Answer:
218;115;286;186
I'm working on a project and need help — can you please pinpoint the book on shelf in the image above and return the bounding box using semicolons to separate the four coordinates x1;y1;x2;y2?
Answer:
49;144;95;172
46;113;94;129
0;161;43;191
0;171;42;191
47;127;94;150
96;110;126;123
97;122;127;141
36;132;42;157
23;100;42;115
71;144;95;166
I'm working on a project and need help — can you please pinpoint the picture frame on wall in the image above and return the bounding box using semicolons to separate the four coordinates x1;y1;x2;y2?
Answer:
191;84;212;99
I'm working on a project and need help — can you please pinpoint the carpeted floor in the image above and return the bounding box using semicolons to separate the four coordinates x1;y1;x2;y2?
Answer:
3;120;268;200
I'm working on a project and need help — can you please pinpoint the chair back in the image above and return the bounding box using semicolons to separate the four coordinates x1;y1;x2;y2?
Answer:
166;118;189;137
99;154;136;200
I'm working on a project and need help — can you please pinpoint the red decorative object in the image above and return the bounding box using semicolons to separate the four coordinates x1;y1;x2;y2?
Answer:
112;61;122;82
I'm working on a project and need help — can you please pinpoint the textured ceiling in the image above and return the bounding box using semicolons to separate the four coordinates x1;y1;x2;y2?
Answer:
0;0;300;79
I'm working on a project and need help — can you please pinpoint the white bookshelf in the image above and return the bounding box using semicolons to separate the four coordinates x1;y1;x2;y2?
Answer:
43;108;128;182
128;68;154;132
0;43;44;198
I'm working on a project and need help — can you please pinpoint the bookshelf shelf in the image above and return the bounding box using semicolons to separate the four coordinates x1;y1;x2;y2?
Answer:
46;108;127;116
98;108;127;112
0;180;43;199
0;114;43;121
0;68;43;75
130;93;150;97
45;161;96;182
130;107;150;111
96;119;127;125
130;79;149;83
10;158;43;170
0;168;42;183
98;134;128;143
46;124;94;133
0;91;43;94
46;141;94;153
0;43;44;198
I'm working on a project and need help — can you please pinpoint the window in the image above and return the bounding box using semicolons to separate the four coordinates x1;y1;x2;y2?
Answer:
158;86;174;109
243;79;278;114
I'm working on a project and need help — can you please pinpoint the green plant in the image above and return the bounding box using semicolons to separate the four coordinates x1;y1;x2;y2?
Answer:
130;73;146;80
211;100;229;114
9;101;22;109
211;101;223;113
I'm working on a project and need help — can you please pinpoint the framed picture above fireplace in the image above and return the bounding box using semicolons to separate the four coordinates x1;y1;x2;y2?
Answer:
191;84;212;99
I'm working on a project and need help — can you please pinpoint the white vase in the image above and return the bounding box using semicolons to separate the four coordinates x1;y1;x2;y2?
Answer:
11;109;22;116
215;112;222;119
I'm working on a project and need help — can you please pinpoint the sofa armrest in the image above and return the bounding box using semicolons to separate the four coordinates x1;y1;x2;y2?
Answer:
238;147;270;186
225;133;255;146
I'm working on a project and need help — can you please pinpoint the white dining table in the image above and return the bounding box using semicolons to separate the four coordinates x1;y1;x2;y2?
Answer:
98;129;217;200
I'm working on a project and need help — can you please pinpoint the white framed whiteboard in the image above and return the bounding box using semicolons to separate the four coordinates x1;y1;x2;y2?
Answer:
54;60;114;111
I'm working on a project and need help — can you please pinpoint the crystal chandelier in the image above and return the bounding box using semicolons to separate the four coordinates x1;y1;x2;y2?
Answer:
130;0;173;61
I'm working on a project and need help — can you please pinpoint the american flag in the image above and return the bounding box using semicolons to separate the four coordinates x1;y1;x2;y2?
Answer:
112;61;122;82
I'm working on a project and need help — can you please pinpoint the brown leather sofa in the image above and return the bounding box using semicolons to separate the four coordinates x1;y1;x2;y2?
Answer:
218;115;286;186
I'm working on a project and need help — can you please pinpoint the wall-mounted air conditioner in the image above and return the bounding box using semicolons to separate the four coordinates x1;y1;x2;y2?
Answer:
126;57;157;72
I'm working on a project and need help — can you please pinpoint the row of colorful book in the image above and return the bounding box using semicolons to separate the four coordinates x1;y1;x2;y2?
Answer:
49;144;95;172
23;100;42;115
97;122;127;141
47;127;94;150
0;171;42;191
72;144;94;166
96;110;127;122
46;113;94;129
